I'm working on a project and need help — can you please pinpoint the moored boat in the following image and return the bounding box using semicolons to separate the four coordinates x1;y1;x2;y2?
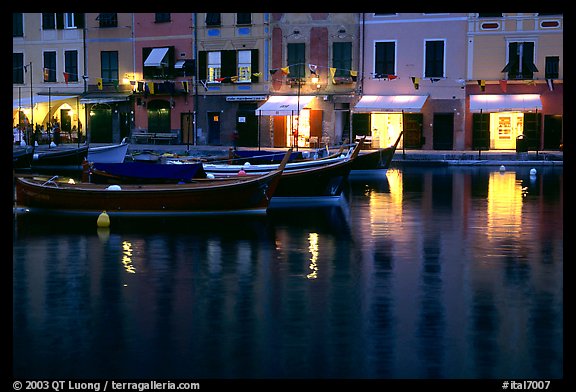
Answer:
87;161;207;184
31;145;89;167
87;138;129;163
15;169;282;216
14;149;293;216
350;131;403;172
13;146;35;169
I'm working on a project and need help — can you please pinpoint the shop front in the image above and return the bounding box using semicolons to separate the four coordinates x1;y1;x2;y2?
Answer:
469;94;542;150
351;95;429;149
256;95;319;148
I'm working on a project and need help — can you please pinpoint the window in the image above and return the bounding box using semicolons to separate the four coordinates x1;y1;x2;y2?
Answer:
13;53;24;84
43;51;56;82
208;51;222;82
287;43;305;78
425;40;444;78
97;13;117;28
64;50;78;82
237;50;252;82
64;13;76;28
545;56;559;79
101;51;119;85
13;13;23;37
502;42;538;80
375;41;395;76
155;13;170;23
206;13;221;26
333;42;352;77
42;13;56;30
237;13;251;25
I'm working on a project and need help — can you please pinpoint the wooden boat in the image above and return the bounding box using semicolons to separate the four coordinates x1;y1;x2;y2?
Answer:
87;138;129;163
272;157;354;200
86;161;207;184
14;149;292;216
31;145;89;167
206;141;362;203
13;146;35;169
351;131;403;171
203;140;362;177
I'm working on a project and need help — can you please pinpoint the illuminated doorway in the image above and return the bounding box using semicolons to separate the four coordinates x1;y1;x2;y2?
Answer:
369;112;403;149
490;112;523;149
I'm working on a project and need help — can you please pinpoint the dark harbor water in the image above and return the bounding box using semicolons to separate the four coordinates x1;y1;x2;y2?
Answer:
12;165;563;381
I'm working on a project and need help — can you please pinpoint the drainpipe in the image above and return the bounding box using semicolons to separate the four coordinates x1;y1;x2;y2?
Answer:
193;12;199;148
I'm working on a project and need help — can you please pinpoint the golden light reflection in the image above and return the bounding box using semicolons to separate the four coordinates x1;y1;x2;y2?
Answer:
307;233;319;279
122;240;136;274
487;171;523;239
367;168;404;238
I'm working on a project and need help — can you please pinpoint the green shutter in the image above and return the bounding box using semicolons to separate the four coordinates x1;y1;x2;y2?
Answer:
56;13;64;29
403;113;424;148
251;49;259;83
472;113;490;150
221;50;236;81
523;113;541;150
75;13;85;28
352;113;371;137
198;51;207;82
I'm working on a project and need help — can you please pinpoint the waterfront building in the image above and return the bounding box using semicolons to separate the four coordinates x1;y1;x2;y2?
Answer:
356;13;468;150
83;12;135;143
132;13;195;145
465;13;563;151
13;12;563;151
13;13;86;143
192;12;270;147
261;13;360;148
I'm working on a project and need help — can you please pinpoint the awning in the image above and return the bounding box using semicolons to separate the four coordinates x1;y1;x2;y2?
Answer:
175;59;194;69
80;92;132;104
256;95;315;116
144;47;169;67
13;95;79;110
353;95;429;112
469;94;542;112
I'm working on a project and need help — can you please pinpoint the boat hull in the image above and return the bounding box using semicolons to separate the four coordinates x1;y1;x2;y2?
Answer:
87;142;129;163
273;158;353;197
31;146;89;167
15;170;283;215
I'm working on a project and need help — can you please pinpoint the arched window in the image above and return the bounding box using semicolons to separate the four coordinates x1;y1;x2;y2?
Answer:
147;100;170;132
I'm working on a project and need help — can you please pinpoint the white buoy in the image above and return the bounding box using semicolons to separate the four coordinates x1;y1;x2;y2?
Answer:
530;168;537;176
243;162;251;167
106;185;122;191
50;141;57;148
499;164;506;172
206;173;215;179
97;211;110;228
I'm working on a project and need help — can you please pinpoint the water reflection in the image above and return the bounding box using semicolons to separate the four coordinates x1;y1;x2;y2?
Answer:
13;166;563;379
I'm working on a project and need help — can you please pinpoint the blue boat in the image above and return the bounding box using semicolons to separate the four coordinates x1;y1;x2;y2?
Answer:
87;161;207;184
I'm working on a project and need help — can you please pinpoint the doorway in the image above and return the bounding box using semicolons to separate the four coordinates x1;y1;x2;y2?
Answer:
433;113;454;150
207;111;221;145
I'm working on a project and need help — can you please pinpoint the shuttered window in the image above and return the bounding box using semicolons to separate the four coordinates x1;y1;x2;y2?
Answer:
333;42;352;77
425;40;444;78
287;43;305;78
375;41;395;76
